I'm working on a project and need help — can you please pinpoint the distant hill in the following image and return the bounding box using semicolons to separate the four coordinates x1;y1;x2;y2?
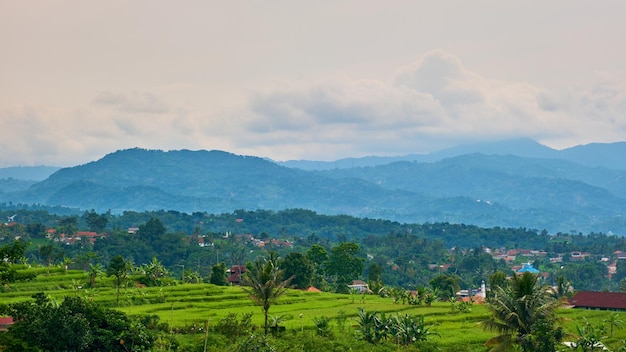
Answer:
4;140;626;234
277;138;626;170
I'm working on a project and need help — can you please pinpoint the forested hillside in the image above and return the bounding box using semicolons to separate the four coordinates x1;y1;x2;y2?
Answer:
2;140;626;234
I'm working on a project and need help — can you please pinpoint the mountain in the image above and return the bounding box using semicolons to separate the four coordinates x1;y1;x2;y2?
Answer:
277;138;626;170
3;140;626;234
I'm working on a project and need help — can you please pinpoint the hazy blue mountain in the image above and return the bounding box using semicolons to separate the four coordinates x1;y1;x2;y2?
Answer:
4;143;626;234
560;142;626;169
277;138;557;170
277;138;626;170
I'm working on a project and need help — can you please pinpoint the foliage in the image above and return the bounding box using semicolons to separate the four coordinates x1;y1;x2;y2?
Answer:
214;312;254;337
234;333;276;352
281;252;314;289
106;254;130;304
0;294;156;351
482;272;563;352
355;307;437;346
429;274;460;301
0;240;36;286
326;242;364;293
209;262;227;286
603;313;624;337
82;209;109;233
573;318;608;352
138;256;169;287
241;252;292;335
313;315;332;337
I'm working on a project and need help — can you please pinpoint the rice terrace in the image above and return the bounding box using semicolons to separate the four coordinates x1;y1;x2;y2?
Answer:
1;264;625;351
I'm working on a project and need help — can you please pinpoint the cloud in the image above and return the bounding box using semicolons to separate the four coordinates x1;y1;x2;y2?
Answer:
2;51;626;166
231;50;626;160
92;92;170;114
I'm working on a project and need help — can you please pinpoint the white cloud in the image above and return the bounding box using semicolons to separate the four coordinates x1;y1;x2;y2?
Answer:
2;51;626;166
230;50;626;160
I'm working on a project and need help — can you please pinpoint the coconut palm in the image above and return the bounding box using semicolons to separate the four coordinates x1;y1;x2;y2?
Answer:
482;272;563;352
241;252;293;335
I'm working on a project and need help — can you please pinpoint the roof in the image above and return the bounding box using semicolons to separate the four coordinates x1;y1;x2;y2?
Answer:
306;286;322;292
517;263;540;274
569;291;626;310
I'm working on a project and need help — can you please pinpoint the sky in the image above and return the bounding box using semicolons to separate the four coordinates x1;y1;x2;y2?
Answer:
2;1;626;167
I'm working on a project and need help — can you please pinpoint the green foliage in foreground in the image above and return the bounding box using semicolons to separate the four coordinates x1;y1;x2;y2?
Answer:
1;267;626;351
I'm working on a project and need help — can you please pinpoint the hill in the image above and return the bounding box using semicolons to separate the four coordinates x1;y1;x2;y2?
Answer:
3;140;626;234
277;138;626;170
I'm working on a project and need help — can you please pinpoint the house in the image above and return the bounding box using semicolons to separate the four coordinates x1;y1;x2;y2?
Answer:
227;265;247;285
568;291;626;311
347;280;370;293
0;317;13;332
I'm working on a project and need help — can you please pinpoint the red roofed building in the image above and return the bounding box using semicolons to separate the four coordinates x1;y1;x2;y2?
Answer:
227;265;247;285
568;291;626;311
0;317;13;332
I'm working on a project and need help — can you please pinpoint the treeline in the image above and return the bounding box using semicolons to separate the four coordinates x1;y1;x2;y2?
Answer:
3;207;626;291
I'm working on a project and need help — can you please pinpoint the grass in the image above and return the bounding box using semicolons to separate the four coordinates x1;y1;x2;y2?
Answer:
2;266;626;351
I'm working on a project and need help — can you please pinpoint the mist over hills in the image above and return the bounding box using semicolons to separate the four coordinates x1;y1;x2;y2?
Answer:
2;139;626;234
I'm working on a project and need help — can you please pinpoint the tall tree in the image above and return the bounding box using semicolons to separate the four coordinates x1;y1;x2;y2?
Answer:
326;242;364;293
82;209;109;233
209;262;227;286
281;252;314;289
241;252;293;335
482;272;563;352
106;255;130;304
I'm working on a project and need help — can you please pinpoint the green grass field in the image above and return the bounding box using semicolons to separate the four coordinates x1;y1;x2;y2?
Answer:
2;266;626;351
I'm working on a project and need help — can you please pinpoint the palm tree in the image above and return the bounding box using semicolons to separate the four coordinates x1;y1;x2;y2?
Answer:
106;255;130;305
241;252;293;335
482;272;563;352
87;263;104;288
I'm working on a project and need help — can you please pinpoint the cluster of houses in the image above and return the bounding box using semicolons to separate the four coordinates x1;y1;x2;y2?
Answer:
47;229;107;245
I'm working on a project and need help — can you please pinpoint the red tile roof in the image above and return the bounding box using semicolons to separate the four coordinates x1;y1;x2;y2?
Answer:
568;291;626;310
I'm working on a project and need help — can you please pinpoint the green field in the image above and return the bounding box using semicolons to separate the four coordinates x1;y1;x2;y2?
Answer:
2;267;626;351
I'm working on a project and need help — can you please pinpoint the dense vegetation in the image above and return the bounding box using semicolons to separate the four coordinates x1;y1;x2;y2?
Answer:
2;207;626;294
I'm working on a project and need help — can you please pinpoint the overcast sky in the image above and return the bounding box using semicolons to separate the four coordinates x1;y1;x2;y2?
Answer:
2;1;626;167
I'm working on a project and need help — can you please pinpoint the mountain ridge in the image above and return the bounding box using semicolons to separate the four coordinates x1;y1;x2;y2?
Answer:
2;139;626;234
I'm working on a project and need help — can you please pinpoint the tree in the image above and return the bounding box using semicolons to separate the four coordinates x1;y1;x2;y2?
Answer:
209;262;227;286
0;294;155;351
141;257;169;286
603;313;624;337
429;274;460;301
87;263;104;288
482;272;564;352
241;252;293;335
106;255;130;304
281;252;314;289
306;244;329;290
57;215;78;236
574;318;607;352
326;242;364;293
82;209;109;233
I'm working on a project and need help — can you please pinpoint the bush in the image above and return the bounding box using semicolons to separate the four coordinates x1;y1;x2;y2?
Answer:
214;312;254;337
